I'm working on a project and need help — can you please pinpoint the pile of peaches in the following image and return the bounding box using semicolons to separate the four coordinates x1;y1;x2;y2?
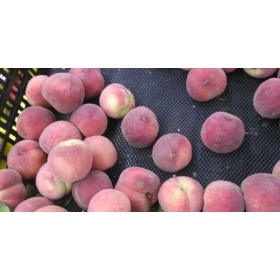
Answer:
1;68;280;212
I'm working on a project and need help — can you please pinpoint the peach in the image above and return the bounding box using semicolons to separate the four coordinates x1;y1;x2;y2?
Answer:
186;68;227;101
48;139;92;183
115;167;161;212
16;106;56;141
14;197;53;212
203;180;245;212
222;68;237;73
158;176;204;212
152;133;192;173
272;160;280;177
84;136;117;171
88;189;131;212
42;73;85;114
69;68;104;99
7;140;47;179
99;83;135;119
277;69;280;78
243;68;278;79
253;78;280;119
200;112;245;153
39;120;83;154
0;169;26;209
241;173;280;212
69;104;108;137
25;75;50;107
35;205;68;212
36;163;73;200
121;106;159;148
72;170;113;210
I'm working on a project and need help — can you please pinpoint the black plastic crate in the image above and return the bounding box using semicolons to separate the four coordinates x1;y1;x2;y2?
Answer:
1;68;280;212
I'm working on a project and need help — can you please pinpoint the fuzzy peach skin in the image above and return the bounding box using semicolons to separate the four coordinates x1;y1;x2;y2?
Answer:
25;75;50;107
222;68;237;73
158;176;204;212
203;180;245;212
152;133;192;173
69;68;104;99
88;189;131;212
99;83;135;119
36;163;73;200
272;160;280;177
16;106;56;141
121;106;160;148
42;73;85;114
48;139;92;183
69;104;108;137
7;140;47;180
72;170;113;210
35;205;68;212
200;112;245;153
253;78;280;119
243;68;278;79
115;167;161;212
14;197;53;212
0;169;27;209
186;68;227;102
39;120;83;154
84;136;117;171
241;173;280;212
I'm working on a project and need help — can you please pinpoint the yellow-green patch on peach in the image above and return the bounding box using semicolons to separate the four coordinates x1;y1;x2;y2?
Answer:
158;176;204;212
48;139;92;183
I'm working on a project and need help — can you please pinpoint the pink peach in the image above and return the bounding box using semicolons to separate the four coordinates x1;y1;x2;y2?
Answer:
0;169;27;209
158;176;204;212
88;189;131;212
69;68;104;99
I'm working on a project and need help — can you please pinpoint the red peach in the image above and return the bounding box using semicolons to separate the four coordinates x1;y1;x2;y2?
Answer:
42;73;85;114
72;170;113;210
186;68;227;102
0;169;26;209
241;173;280;212
152;133;192;173
69;68;104;99
70;104;108;137
16;106;56;141
200;112;245;153
253;78;280;119
121;106;160;148
115;167;161;212
7;140;47;179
